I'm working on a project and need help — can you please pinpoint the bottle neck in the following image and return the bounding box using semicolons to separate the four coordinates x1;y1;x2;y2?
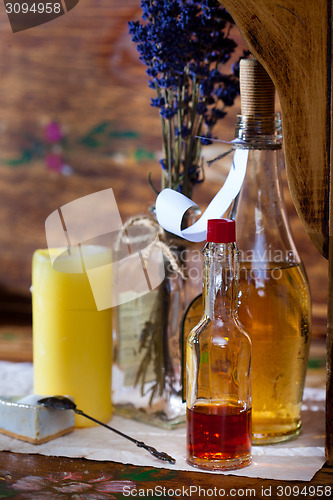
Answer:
234;113;282;150
230;112;299;265
203;242;239;320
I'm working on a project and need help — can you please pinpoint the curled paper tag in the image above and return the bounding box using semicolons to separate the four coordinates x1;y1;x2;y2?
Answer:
155;146;249;242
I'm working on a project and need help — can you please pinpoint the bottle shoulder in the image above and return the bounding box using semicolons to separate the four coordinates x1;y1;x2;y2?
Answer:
188;315;251;347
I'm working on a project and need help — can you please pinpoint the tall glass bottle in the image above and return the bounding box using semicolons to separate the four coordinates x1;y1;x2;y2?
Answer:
186;219;252;471
230;58;311;444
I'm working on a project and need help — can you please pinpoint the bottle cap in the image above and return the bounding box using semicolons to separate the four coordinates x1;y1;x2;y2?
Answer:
207;219;236;243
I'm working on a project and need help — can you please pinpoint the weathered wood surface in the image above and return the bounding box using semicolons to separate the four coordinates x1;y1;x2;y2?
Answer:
219;0;333;464
328;211;333;465
219;0;330;258
0;450;332;499
328;39;333;464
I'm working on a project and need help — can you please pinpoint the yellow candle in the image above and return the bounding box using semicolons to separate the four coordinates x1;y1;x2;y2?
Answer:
32;246;112;427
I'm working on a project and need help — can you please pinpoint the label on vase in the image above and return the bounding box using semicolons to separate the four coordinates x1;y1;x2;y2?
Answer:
117;290;159;387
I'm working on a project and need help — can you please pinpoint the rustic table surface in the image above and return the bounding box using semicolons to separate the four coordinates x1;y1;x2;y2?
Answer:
0;338;331;499
0;450;332;499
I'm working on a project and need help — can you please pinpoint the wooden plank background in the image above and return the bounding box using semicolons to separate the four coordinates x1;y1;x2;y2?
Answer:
0;0;328;337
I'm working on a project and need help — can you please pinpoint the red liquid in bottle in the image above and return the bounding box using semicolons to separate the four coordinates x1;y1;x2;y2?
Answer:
187;403;251;462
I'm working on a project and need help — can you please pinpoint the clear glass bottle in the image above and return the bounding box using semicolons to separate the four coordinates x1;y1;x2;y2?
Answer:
186;219;252;471
230;58;312;444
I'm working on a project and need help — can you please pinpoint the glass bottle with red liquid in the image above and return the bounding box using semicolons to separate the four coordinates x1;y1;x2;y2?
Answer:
186;219;252;471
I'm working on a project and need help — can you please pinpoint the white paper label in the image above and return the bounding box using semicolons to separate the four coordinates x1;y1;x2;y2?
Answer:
155;146;249;242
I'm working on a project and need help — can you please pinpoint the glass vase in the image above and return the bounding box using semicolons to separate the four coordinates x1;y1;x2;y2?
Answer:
112;208;203;429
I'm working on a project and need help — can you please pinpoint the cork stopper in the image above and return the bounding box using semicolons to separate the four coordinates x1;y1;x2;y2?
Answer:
240;58;275;115
239;58;276;136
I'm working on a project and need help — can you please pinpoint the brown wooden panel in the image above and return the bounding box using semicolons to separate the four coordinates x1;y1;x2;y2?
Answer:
219;0;330;258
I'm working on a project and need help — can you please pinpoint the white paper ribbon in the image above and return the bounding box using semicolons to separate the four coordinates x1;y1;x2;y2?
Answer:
155;143;249;242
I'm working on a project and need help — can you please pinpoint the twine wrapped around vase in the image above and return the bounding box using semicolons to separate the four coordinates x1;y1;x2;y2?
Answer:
114;214;187;280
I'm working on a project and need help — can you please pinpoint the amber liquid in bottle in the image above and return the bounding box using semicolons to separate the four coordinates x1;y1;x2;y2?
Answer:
229;58;312;444
237;262;310;443
187;403;251;462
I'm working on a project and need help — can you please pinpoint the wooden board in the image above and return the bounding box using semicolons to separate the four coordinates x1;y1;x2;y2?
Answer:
0;450;332;498
219;0;330;258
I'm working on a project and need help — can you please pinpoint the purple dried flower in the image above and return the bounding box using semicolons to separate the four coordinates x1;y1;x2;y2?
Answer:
160;106;177;119
200;134;213;145
151;97;165;108
212;108;227;119
129;0;244;197
196;101;208;115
